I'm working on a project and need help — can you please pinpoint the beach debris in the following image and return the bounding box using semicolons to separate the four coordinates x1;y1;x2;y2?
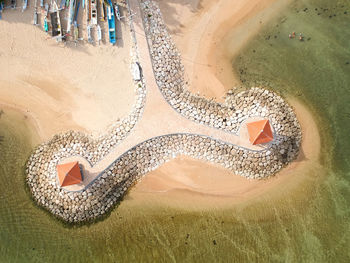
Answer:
299;33;303;41
114;1;121;21
132;62;142;81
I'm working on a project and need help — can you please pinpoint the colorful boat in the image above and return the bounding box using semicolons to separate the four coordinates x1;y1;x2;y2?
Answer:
22;0;28;12
97;24;102;44
106;0;116;44
73;1;80;42
66;0;76;34
0;0;4;20
11;0;16;9
99;0;106;22
90;0;97;25
50;1;64;41
87;24;93;43
44;17;49;32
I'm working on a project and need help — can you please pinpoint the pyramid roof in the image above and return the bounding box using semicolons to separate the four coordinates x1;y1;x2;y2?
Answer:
56;161;82;187
246;119;273;145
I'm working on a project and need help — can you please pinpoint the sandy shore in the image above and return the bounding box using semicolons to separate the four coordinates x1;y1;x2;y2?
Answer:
125;97;322;209
155;0;291;101
125;0;322;209
0;6;136;141
1;0;322;209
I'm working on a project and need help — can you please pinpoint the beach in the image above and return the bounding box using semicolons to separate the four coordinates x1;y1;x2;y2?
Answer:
1;0;320;204
125;0;321;205
0;6;136;140
1;0;349;261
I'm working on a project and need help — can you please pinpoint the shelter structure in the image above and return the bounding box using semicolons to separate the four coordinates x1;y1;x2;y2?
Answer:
56;161;82;187
246;119;273;145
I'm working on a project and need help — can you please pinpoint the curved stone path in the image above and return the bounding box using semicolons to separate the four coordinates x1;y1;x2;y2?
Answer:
25;0;301;222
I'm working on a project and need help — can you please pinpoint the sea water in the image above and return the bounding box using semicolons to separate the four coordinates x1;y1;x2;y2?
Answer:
0;0;349;261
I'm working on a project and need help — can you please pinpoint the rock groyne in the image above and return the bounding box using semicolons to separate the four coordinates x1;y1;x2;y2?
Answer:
25;0;302;223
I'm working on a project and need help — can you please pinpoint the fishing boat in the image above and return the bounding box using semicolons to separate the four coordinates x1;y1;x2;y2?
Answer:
106;0;116;44
50;1;64;41
60;0;65;9
114;2;120;21
97;24;102;44
99;0;106;22
44;17;49;32
43;3;49;31
11;0;16;9
33;0;38;25
66;0;76;34
87;24;93;43
73;1;80;42
22;0;27;12
90;0;97;25
33;9;39;25
0;0;4;20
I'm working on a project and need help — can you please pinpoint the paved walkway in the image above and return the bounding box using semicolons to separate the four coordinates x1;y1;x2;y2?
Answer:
62;0;265;191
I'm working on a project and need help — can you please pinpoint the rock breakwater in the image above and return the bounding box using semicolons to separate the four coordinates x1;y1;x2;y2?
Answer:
25;0;301;223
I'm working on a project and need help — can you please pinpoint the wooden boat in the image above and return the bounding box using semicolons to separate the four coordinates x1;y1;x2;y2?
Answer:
66;0;76;34
106;0;116;44
73;1;80;42
22;0;28;11
50;1;64;41
11;0;16;9
99;0;106;22
0;0;4;20
87;24;93;43
97;24;102;44
114;2;120;21
90;0;97;25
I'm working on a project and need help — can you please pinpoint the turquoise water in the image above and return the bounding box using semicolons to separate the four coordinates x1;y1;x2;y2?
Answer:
0;0;350;261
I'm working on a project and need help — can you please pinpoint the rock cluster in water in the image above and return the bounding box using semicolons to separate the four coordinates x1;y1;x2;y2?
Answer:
25;0;301;223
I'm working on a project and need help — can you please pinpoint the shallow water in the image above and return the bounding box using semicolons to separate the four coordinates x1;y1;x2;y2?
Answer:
1;0;350;261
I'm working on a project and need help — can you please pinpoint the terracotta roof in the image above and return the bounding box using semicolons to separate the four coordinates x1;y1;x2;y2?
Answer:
246;119;273;145
56;161;82;187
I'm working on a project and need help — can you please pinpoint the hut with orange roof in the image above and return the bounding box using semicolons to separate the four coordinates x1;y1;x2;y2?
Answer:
56;161;82;187
246;119;274;145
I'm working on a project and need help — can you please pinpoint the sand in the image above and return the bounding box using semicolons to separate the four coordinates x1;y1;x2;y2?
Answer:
125;0;322;208
0;5;136;140
0;0;322;208
126;97;322;209
155;0;292;101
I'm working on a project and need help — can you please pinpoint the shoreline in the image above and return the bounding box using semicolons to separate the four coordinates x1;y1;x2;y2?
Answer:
1;0;318;223
126;97;322;209
156;0;292;101
0;6;136;141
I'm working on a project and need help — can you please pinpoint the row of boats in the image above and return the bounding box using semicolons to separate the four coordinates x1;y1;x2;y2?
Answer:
0;0;122;45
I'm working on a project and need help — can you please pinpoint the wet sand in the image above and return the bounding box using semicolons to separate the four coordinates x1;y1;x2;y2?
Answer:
155;0;292;101
128;98;322;209
126;0;322;208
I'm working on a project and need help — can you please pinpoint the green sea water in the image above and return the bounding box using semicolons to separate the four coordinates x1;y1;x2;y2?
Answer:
0;0;350;261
